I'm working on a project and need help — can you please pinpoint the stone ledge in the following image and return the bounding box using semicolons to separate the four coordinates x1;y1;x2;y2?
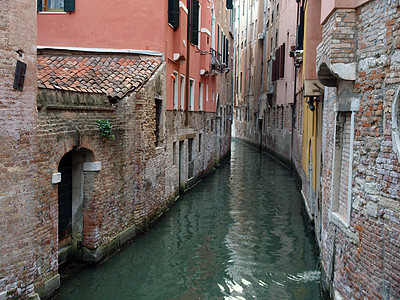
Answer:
83;162;101;172
82;224;136;263
329;211;360;245
36;274;60;300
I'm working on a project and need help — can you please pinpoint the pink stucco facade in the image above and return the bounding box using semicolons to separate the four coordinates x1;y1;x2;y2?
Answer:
320;0;370;24
275;0;297;105
37;0;219;113
38;0;165;51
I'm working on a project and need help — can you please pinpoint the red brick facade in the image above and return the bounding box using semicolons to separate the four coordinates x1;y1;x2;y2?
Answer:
0;1;43;299
317;1;400;299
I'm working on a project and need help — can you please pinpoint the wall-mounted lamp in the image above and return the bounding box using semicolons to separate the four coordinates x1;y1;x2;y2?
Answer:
306;97;319;112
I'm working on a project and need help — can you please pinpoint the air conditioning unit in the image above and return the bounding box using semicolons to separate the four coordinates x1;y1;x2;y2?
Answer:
258;33;265;40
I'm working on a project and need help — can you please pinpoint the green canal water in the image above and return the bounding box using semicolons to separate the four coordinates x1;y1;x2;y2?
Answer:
57;140;322;299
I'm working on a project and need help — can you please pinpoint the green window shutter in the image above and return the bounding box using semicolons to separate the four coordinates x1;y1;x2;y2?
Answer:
64;0;75;12
168;0;180;29
190;0;199;45
226;0;233;9
37;0;42;12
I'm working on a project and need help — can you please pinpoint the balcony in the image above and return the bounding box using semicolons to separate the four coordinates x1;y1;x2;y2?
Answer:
210;48;228;74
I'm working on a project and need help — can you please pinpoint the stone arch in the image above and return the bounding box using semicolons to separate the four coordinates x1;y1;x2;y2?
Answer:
57;147;96;262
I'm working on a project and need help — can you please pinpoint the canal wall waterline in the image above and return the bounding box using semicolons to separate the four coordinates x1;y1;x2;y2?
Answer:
232;138;314;224
233;137;330;300
68;150;232;265
55;140;323;299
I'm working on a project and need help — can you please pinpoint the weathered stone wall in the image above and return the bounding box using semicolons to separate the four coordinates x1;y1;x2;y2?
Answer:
318;1;400;299
234;103;293;165
0;1;42;299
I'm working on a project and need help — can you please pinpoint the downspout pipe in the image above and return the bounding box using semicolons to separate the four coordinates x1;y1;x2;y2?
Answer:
258;0;268;113
244;0;249;110
291;0;301;173
185;0;191;126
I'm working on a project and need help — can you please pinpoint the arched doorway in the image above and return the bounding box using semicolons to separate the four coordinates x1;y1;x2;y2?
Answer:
58;148;95;260
58;152;73;248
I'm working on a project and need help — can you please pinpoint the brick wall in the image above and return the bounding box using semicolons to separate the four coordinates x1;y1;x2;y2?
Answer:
317;1;400;298
235;103;293;164
30;57;230;298
0;0;43;298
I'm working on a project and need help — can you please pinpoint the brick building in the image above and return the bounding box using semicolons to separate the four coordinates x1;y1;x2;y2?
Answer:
0;1;42;299
316;0;400;298
1;0;233;299
233;0;298;163
233;0;400;299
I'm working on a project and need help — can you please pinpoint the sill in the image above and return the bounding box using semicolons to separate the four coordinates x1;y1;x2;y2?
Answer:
331;211;349;228
39;11;67;14
330;210;359;245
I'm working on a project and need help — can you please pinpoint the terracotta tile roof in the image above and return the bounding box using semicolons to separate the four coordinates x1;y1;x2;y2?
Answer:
38;55;162;99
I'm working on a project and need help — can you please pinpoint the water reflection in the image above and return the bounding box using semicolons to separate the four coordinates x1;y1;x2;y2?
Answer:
57;141;321;300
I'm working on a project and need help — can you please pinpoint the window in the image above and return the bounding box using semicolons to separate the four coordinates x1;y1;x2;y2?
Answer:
272;43;285;82
331;112;354;226
392;87;400;160
188;138;194;178
217;24;220;53
254;20;257;40
155;99;162;146
180;75;185;110
173;141;177;165
173;71;178;110
190;0;200;45
240;72;243;93
199;82;203;111
189;78;195;111
212;91;215;102
206;83;209;102
229;9;234;33
37;0;75;12
168;0;180;29
198;133;202;153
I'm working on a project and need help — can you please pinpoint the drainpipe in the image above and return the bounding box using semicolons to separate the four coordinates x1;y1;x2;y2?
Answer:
244;0;249;114
258;0;268;147
290;0;301;173
258;0;268;112
185;0;191;127
232;7;236;124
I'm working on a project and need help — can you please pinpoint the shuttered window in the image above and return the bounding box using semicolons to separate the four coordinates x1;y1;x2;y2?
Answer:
296;5;305;50
190;0;200;46
168;0;180;29
272;43;285;81
226;0;233;9
64;0;75;12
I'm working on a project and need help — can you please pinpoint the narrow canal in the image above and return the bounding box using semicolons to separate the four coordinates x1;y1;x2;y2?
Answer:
57;140;322;299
